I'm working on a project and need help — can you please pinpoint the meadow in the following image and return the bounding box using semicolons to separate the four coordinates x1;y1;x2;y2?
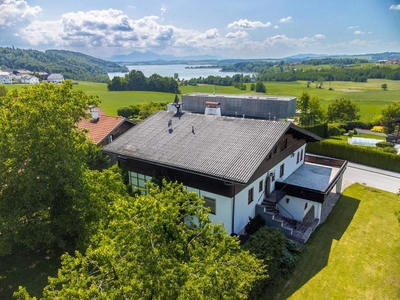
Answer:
264;183;400;300
6;78;400;122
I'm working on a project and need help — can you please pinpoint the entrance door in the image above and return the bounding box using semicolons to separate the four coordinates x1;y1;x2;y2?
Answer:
265;175;271;197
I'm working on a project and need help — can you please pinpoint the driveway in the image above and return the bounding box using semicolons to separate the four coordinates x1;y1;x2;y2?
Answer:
343;162;400;194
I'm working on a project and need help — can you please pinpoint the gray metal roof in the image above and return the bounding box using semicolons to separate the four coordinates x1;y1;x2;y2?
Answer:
103;111;317;184
186;93;295;101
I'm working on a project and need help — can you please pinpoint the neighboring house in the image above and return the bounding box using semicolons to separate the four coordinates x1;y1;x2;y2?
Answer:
103;110;347;243
0;72;12;84
182;93;296;120
47;73;64;83
21;75;39;84
78;107;135;147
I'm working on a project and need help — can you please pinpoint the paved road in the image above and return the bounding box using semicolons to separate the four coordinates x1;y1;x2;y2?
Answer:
343;162;400;194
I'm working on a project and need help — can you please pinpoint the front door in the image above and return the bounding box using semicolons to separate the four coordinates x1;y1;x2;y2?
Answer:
265;175;271;197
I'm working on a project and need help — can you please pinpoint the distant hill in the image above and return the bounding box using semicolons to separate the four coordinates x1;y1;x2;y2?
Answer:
109;50;220;63
0;47;128;83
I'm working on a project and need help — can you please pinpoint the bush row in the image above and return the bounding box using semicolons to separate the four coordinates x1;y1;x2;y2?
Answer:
306;140;400;172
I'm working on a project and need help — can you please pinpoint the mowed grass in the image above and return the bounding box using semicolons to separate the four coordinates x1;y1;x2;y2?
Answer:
6;78;400;122
264;183;400;300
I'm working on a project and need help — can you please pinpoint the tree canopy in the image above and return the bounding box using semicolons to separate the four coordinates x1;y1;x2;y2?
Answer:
15;180;265;299
108;70;179;93
0;81;100;255
382;101;400;133
326;98;360;123
297;92;325;125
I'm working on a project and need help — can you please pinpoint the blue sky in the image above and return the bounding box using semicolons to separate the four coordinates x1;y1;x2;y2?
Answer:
0;0;399;59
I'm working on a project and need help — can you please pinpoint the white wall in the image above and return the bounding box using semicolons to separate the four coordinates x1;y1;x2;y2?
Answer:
278;195;322;221
186;187;233;232
232;144;307;233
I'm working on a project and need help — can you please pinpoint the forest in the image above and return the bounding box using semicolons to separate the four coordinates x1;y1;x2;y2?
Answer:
0;47;128;83
221;59;400;82
107;70;179;93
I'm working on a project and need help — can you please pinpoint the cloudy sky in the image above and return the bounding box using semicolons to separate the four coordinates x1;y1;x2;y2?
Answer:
0;0;399;59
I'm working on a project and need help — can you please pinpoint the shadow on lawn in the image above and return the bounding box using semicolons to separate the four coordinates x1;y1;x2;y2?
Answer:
268;194;360;300
0;247;63;300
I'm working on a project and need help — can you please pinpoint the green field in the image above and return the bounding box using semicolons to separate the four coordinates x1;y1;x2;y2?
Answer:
5;78;400;122
264;183;400;300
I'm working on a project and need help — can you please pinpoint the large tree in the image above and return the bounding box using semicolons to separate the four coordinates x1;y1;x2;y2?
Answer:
382;101;400;133
0;81;99;255
15;180;265;299
326;97;360;123
297;92;325;125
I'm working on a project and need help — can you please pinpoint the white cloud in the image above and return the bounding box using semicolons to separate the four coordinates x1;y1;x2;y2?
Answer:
354;30;364;35
160;5;167;15
347;26;359;29
225;31;249;39
227;19;271;29
0;0;42;27
274;25;279;29
368;31;372;34
389;4;400;10
204;28;219;39
279;16;292;23
313;34;325;39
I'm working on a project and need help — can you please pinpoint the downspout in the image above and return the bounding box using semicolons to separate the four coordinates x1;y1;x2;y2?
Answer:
231;185;236;234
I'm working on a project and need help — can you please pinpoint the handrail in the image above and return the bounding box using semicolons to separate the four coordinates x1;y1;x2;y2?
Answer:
257;191;265;203
276;202;295;220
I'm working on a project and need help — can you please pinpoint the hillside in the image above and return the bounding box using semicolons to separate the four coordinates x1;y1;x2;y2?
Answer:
0;47;128;83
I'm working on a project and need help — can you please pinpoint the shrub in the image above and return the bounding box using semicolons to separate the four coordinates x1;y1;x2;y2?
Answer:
376;141;394;148
117;106;134;118
371;126;385;133
381;147;398;154
327;125;341;137
301;123;328;138
245;214;266;235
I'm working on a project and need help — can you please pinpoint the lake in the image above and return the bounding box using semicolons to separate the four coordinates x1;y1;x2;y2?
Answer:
108;64;254;80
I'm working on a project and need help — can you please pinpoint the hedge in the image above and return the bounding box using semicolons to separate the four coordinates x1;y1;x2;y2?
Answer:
301;123;328;138
306;140;400;172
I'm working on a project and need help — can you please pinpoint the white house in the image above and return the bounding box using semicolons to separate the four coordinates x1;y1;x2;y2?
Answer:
103;110;347;243
47;73;64;83
0;72;12;84
21;75;39;84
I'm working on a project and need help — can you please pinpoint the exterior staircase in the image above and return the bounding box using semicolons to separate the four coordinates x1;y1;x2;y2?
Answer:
256;196;319;244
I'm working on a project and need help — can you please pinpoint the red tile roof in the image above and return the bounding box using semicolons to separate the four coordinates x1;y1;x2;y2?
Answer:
78;107;129;145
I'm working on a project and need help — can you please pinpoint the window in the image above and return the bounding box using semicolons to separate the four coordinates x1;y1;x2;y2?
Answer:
296;152;300;164
304;202;308;210
259;180;263;192
271;171;275;182
129;172;152;189
280;164;285;178
248;188;254;204
301;149;304;161
204;197;216;214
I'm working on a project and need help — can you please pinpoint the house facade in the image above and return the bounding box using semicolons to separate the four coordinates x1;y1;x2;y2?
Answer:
47;73;64;83
103;110;347;242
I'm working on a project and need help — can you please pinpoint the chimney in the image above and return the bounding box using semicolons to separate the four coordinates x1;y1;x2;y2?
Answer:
90;107;99;122
204;101;221;116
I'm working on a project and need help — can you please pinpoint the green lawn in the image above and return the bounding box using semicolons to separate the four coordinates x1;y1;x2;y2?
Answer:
5;78;400;122
264;183;400;300
0;247;63;299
